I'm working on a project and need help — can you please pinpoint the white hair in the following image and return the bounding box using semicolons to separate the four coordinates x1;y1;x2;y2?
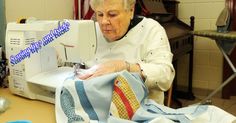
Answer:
90;0;136;11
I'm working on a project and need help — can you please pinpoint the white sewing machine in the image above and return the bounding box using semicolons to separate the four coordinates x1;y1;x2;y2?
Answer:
5;20;97;103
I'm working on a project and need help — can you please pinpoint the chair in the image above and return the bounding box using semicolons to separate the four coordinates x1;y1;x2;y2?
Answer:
166;84;173;107
164;84;173;107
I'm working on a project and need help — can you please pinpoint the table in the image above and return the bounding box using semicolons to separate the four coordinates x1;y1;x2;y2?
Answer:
0;88;55;123
192;30;236;104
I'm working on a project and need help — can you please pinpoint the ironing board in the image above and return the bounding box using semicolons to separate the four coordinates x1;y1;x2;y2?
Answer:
192;30;236;104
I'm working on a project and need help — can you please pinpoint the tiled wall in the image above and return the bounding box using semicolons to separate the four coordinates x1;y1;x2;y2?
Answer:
5;0;73;22
177;0;225;90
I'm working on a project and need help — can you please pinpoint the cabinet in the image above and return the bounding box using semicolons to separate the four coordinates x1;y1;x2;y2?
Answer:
135;0;195;107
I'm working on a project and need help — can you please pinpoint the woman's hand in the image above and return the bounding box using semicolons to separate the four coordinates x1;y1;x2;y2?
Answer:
78;60;126;80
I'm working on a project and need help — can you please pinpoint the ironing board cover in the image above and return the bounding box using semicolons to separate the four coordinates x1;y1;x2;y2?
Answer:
193;30;236;54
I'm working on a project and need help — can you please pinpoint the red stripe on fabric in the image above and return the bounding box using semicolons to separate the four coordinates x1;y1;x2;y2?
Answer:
81;0;84;19
114;85;134;119
84;7;94;19
74;0;79;19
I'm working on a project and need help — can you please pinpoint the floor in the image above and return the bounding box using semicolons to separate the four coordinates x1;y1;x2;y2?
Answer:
172;89;236;116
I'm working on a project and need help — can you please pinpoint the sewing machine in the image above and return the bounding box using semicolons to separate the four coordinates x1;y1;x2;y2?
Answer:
5;20;97;103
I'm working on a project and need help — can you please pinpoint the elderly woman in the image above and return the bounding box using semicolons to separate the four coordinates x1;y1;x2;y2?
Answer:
78;0;175;105
56;1;236;122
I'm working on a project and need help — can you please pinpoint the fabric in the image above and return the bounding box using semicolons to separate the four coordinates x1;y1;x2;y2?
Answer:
216;7;230;33
86;17;175;104
55;70;236;123
216;7;230;27
74;0;94;20
80;0;94;19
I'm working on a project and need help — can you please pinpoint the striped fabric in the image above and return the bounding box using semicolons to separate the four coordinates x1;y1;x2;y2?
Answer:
55;70;236;123
80;0;94;19
111;75;140;119
75;81;99;120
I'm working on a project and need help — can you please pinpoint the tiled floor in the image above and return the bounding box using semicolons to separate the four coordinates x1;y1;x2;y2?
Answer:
173;90;236;116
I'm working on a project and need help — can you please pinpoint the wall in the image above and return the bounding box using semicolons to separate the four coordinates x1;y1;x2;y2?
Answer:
177;0;225;91
5;0;74;23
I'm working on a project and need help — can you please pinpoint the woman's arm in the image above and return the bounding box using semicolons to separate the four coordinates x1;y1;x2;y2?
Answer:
139;25;175;91
78;60;144;80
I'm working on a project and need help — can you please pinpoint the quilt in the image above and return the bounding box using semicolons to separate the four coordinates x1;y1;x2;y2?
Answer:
55;70;236;123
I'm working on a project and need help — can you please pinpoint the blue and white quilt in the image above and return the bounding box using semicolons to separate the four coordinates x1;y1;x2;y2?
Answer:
55;70;236;123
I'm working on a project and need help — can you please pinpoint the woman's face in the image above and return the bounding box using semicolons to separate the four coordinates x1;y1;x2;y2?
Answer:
94;0;134;41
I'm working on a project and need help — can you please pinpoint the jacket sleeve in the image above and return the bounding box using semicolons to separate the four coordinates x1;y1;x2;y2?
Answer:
138;25;175;91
